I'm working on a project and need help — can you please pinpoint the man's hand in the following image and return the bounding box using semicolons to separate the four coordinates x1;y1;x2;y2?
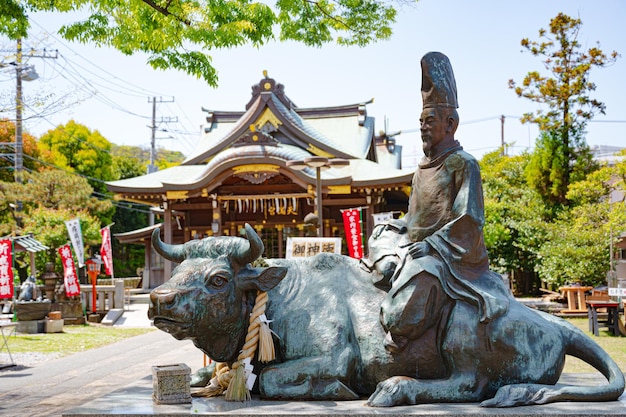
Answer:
407;241;430;259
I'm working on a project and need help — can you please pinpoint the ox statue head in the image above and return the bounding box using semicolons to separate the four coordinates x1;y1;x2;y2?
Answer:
148;223;288;363
360;219;410;290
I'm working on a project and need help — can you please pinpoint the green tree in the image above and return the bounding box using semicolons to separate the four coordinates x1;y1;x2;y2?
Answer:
480;150;548;294
3;0;399;85
37;120;115;193
111;144;185;172
509;13;619;207
110;153;150;277
23;206;102;275
534;160;626;287
0;118;41;182
0;169;109;274
1;168;114;228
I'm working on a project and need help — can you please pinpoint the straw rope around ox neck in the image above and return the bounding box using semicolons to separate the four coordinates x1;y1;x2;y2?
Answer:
193;290;275;400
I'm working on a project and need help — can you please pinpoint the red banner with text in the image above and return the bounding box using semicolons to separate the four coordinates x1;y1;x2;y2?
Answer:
0;239;14;299
58;244;81;297
100;226;114;277
342;208;363;259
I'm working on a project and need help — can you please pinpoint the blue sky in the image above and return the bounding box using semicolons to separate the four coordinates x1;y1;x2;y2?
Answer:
2;0;625;168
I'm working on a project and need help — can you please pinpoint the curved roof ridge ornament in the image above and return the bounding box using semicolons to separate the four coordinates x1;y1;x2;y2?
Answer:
246;71;295;110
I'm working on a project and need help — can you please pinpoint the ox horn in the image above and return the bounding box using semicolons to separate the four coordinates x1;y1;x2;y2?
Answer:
236;223;264;265
152;227;185;263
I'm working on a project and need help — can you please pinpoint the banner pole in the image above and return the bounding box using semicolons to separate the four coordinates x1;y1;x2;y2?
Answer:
359;208;365;258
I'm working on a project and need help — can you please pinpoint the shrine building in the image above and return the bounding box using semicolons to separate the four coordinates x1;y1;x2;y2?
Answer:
106;73;414;288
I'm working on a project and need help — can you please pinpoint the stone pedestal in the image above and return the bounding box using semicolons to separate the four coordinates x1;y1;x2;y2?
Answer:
52;300;86;325
152;363;192;404
14;301;51;321
45;318;64;333
16;319;45;334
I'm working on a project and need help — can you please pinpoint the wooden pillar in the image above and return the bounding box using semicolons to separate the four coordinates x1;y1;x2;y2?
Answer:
212;197;221;236
143;240;150;290
277;225;284;258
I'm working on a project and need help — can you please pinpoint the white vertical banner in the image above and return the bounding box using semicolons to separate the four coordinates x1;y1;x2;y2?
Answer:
65;218;85;268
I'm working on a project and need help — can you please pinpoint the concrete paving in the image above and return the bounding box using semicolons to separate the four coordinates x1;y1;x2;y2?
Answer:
1;295;625;416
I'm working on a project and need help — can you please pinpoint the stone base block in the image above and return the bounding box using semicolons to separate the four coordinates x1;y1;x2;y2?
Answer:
63;316;86;325
45;318;64;333
14;301;51;321
16;319;45;334
152;363;192;404
88;313;103;323
48;311;62;320
101;309;124;326
62;373;626;417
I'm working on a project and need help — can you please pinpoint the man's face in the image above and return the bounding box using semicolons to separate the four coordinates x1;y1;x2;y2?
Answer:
419;107;446;158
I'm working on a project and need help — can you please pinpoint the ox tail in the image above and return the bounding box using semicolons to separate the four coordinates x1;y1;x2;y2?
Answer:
558;325;625;402
482;324;624;407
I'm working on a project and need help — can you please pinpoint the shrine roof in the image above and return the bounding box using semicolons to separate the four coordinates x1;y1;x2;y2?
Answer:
106;143;413;194
106;165;207;193
183;75;374;165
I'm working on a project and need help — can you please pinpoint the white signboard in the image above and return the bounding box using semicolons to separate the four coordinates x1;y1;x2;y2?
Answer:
285;237;342;259
608;287;626;297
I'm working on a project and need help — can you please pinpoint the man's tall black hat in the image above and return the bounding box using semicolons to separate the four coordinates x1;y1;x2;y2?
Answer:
421;52;458;109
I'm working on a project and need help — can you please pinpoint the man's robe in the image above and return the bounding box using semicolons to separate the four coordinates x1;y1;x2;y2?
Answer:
394;144;510;324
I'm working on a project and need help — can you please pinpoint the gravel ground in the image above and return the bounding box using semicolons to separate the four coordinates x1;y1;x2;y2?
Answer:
0;351;61;368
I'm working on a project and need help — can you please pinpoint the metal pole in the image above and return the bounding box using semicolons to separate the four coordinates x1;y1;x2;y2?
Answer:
15;39;23;184
501;115;505;156
150;96;156;173
316;166;323;237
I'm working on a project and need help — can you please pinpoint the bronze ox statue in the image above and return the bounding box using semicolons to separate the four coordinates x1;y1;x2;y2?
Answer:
148;222;624;407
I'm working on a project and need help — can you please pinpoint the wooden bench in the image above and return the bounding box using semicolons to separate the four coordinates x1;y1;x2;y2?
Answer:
586;296;621;336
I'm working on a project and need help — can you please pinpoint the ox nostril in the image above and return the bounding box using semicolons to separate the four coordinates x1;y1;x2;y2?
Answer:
150;289;177;307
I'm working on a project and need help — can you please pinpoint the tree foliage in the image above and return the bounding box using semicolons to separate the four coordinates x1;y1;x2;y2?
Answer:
24;206;103;275
480;150;626;290
480;150;549;293
4;0;399;85
37;120;114;193
534;159;626;287
0;168;108;274
509;13;619;207
111;144;185;172
0;168;113;232
0;118;41;182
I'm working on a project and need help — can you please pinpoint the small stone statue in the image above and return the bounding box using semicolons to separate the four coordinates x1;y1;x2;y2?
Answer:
17;275;38;301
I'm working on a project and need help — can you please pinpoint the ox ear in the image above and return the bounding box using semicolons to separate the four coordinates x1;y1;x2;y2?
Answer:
237;266;288;292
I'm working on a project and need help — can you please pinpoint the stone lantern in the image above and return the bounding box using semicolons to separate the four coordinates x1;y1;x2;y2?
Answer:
40;262;60;302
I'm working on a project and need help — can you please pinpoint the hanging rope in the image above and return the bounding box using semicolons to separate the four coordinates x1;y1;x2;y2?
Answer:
192;290;275;400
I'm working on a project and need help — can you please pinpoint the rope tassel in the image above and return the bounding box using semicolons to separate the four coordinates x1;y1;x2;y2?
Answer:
193;290;274;401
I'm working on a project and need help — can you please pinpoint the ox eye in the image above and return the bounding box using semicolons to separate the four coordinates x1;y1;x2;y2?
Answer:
209;274;228;288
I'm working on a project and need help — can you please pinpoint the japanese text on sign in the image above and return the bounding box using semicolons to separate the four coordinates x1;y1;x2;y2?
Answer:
0;239;14;299
286;237;341;259
58;244;81;297
342;208;363;259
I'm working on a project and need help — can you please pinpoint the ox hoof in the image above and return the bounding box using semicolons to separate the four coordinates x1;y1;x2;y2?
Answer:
190;364;215;387
366;376;415;407
383;332;409;353
480;384;551;407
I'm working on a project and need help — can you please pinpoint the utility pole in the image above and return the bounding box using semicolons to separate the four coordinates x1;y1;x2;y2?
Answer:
500;115;506;156
4;39;57;229
15;38;24;185
11;39;58;182
147;96;177;174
